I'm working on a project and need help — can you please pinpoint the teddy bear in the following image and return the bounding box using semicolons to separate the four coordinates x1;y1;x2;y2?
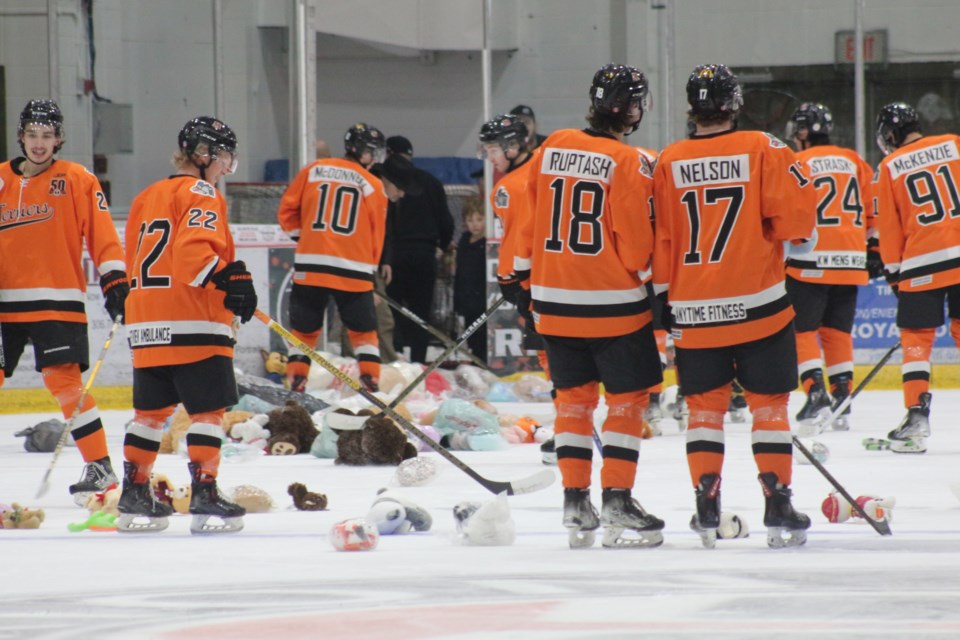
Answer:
150;472;192;514
822;492;895;523
1;503;45;529
229;485;274;513
260;349;289;387
288;482;328;510
226;414;270;451
85;486;121;516
365;488;432;534
335;411;418;466
265;400;320;455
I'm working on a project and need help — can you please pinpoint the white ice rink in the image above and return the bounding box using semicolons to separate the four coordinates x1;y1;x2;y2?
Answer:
2;390;959;639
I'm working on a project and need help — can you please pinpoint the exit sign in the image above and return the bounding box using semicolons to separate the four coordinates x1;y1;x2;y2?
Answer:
835;29;888;64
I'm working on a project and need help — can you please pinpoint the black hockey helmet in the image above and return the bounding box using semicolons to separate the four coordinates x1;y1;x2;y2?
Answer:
686;64;743;120
876;102;921;156
178;116;238;177
478;114;529;150
18;99;65;154
344;123;386;163
786;102;834;141
590;64;650;130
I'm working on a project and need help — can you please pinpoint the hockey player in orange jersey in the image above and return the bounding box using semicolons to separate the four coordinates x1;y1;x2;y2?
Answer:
785;103;877;433
278;124;417;394
118;117;256;534
514;64;664;549
652;64;816;548
873;103;960;453
0;100;128;502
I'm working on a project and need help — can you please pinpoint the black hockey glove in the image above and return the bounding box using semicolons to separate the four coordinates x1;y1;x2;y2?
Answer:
498;278;523;305
515;287;532;317
656;293;673;333
211;260;258;323
866;238;885;280
99;270;129;323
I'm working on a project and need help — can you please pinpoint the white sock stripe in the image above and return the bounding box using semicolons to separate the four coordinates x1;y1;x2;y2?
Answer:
554;432;595;450
751;429;793;445
187;422;225;440
126;421;163;442
354;344;380;357
825;362;854;377
600;430;642;451
901;360;931;375
798;359;823;375
70;406;101;431
686;426;725;444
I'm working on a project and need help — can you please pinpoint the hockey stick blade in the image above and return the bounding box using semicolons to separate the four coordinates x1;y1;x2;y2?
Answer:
792;436;892;536
255;309;555;496
35;316;123;500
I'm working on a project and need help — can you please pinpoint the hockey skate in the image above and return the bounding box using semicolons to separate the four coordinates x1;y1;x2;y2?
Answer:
600;488;664;548
563;488;600;548
795;371;832;435
758;472;810;548
359;374;379;393
828;374;853;431
887;393;931;454
540;437;557;465
689;474;721;549
69;457;118;506
189;462;245;534
644;392;663;436
672;394;689;432
117;462;172;533
727;382;748;423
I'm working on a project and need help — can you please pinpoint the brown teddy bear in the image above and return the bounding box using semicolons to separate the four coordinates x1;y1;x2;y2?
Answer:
1;503;45;529
335;412;418;466
265;400;320;455
288;482;328;510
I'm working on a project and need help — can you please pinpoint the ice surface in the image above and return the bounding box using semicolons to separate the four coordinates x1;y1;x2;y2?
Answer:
1;390;959;639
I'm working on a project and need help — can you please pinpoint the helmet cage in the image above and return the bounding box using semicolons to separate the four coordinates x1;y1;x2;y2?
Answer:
875;103;920;156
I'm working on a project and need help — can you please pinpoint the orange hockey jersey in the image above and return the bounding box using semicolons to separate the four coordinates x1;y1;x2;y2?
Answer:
787;145;875;285
124;175;237;368
876;134;960;292
491;153;536;284
652;130;815;349
277;158;388;293
515;128;655;338
0;159;124;324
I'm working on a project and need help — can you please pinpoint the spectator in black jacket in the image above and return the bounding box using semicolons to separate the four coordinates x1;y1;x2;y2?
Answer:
454;198;488;363
383;135;455;364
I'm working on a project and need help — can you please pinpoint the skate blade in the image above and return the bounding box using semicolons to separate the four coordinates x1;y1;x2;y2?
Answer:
795;422;824;438
541;452;557;466
71;491;96;508
889;437;927;454
766;526;807;548
689;515;718;549
831;416;850;431
601;526;664;548
566;527;596;549
190;515;244;535
116;514;169;533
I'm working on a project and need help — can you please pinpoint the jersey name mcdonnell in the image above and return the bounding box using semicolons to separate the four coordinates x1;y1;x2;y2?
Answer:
307;165;375;196
541;148;614;183
671;154;749;187
887;140;960;180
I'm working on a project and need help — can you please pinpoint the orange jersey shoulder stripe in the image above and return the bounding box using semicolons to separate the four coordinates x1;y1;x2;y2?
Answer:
786;145;874;285
876;134;960;292
278;158;388;292
652;130;815;348
0;159;123;323
125;176;236;368
516;129;655;338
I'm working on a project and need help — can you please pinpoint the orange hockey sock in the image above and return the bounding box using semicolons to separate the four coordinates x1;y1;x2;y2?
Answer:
348;329;381;383
286;329;321;387
795;330;823;392
186;409;225;477
42;363;108;462
820;326;853;381
600;390;647;489
685;386;730;486
125;407;175;482
555;383;599;489
745;392;792;485
901;328;934;407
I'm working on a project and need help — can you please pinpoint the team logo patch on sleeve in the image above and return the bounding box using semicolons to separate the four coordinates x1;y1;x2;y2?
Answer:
495;186;509;208
764;133;787;149
638;154;654;178
190;180;217;198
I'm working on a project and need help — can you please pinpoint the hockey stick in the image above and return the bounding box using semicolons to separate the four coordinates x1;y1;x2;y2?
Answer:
375;289;492;371
35;316;123;499
255;309;555;496
387;297;505;408
792;436;892;536
819;340;901;432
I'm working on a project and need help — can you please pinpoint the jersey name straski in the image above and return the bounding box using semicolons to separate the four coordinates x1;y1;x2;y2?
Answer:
888;140;960;179
308;165;374;196
807;156;856;176
542;148;614;183
671;154;750;187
